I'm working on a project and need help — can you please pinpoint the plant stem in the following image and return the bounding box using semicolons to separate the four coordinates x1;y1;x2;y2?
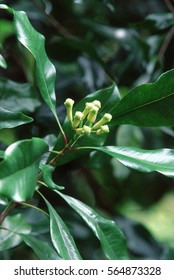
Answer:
0;202;16;225
54;113;67;145
18;202;49;217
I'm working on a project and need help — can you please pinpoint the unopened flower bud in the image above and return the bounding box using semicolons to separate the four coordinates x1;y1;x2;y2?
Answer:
75;128;84;135
64;98;74;123
96;125;110;135
72;111;84;128
82;102;94;120
92;100;101;109
83;125;91;135
92;113;112;130
87;105;99;123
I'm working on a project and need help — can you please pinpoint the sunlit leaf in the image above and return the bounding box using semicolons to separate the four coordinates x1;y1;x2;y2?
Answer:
57;191;128;260
110;69;174;127
41;194;82;260
0;54;7;69
81;146;174;178
0;138;48;202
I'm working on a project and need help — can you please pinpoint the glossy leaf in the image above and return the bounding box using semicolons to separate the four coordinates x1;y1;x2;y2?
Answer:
40;164;64;190
0;106;33;129
110;69;174;127
0;79;40;113
82;146;174;178
0;54;7;69
0;214;31;251
57;191;128;260
23;235;62;260
41;195;82;260
0;138;48;202
0;5;57;118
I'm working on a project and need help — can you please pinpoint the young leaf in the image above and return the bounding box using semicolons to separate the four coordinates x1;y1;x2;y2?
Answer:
0;106;33;129
81;146;174;178
57;191;128;260
22;235;62;260
0;138;48;202
110;69;174;127
0;214;31;251
40;194;82;260
40;164;64;190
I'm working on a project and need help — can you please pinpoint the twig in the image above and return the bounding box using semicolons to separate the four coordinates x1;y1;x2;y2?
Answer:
158;26;174;59
164;0;174;12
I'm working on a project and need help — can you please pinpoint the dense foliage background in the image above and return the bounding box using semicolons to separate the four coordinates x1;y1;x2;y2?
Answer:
1;0;174;259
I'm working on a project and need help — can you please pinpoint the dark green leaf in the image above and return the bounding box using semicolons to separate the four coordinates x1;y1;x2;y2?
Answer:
40;164;64;190
57;191;128;260
0;106;33;129
0;214;31;251
82;146;174;178
0;79;41;113
23;235;62;260
0;138;48;202
41;194;82;260
110;69;174;127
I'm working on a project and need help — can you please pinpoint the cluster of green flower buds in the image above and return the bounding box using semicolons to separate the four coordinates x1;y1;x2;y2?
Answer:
64;98;112;136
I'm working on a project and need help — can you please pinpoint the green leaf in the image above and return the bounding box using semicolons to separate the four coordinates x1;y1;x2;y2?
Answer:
82;146;174;178
40;164;64;190
40;194;82;260
14;11;57;116
0;214;31;251
22;235;62;260
110;69;174;127
0;78;41;113
0;54;7;69
0;138;48;202
0;4;57;118
0;106;33;129
0;150;4;159
57;191;128;260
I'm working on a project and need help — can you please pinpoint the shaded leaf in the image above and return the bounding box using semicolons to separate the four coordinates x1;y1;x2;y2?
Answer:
40;164;64;190
0;78;41;113
23;235;62;260
142;13;174;31
41;194;82;260
57;191;128;260
82;146;174;178
0;214;31;251
0;138;48;202
0;106;33;129
110;69;174;127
